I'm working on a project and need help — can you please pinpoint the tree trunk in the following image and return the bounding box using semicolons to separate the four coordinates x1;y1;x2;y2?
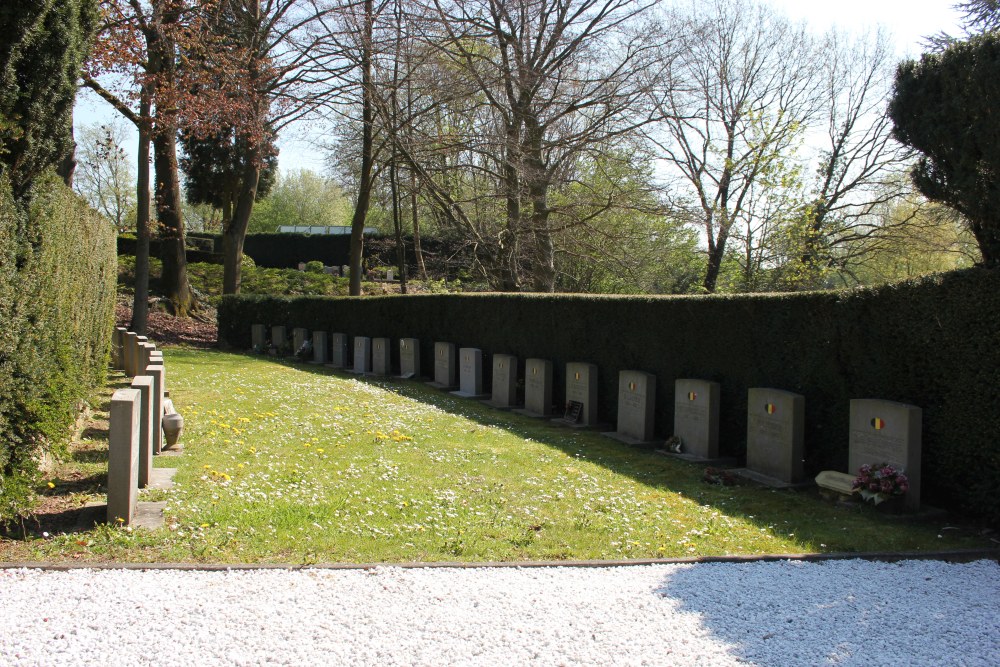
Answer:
410;169;427;280
348;0;375;297
153;122;195;316
130;92;152;335
223;159;261;294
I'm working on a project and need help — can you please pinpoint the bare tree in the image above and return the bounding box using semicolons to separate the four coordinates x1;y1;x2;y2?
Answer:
74;120;138;231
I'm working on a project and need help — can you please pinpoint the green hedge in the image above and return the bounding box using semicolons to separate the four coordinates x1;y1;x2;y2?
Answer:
0;173;117;522
218;268;1000;525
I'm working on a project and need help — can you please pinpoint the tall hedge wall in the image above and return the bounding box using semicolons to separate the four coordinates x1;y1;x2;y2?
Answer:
0;173;117;522
218;268;1000;524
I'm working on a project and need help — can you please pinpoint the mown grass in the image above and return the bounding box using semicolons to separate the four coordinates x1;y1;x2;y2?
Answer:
2;348;992;564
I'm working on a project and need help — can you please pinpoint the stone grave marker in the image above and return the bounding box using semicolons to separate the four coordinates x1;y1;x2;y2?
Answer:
452;348;488;398
515;358;553;417
114;327;127;370
131;376;154;488
327;333;348;368
311;331;328;364
293;328;309;357
139;342;155;375
673;379;721;460
107;388;141;525
604;371;657;445
554;362;599;428
386;268;394;281
271;326;287;355
398;338;421;379
485;354;518;408
428;342;457;389
146;363;165;455
133;336;148;376
849;399;922;509
352;336;372;374
743;388;805;485
372;337;391;376
251;324;266;352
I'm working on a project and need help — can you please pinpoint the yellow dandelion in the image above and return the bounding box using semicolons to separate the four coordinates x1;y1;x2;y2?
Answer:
47;481;55;489
316;448;324;454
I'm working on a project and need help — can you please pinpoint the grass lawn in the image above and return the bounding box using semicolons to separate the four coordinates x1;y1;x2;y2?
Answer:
2;348;992;564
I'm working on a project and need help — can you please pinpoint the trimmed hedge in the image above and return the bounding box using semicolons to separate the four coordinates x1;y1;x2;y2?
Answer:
117;235;223;265
218;268;1000;525
0;173;117;522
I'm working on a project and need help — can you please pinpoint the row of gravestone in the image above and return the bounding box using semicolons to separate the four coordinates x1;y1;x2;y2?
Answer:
106;327;181;526
252;325;923;510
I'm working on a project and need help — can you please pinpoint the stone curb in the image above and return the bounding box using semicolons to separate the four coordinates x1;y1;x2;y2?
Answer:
1;548;997;571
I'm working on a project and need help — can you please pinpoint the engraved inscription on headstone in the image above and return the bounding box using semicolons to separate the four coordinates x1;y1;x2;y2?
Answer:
614;370;656;442
849;399;922;509
673;379;720;459
746;388;804;483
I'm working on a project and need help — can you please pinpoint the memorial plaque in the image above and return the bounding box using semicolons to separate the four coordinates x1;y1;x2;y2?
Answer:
107;388;140;525
429;342;457;389
327;333;348;368
372;337;391;376
519;358;553;417
848;399;922;509
251;324;266;352
131;376;154;488
452;348;487;398
673;379;720;459
271;326;287;354
292;328;309;356
556;362;598;427
746;388;804;484
311;331;328;364
352;336;371;374
487;354;518;408
398;338;421;378
610;370;656;443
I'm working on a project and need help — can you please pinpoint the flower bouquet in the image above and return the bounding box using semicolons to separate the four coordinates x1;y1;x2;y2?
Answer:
852;463;909;505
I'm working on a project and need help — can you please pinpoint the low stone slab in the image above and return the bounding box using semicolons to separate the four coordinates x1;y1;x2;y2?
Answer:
133;501;167;530
815;470;857;496
107;388;141;525
398;338;420;379
371;337;391;376
452;348;488;399
148;467;178;491
427;342;457;389
514;358;552;418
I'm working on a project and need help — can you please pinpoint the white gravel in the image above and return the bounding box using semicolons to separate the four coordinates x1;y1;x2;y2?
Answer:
1;559;998;666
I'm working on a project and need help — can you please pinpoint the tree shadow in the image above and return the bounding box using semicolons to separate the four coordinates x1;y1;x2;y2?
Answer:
71;448;109;464
80;426;109;441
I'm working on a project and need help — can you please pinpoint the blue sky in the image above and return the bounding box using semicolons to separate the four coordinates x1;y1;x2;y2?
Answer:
74;0;966;175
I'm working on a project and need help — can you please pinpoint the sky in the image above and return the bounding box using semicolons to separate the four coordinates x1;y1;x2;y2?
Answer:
74;0;966;175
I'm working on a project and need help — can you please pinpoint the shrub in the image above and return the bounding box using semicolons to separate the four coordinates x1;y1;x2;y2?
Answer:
304;260;323;273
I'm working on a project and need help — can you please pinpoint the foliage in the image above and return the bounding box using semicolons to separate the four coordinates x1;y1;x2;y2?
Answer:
0;0;98;198
220;267;1000;525
890;33;1000;264
247;169;352;234
179;125;278;217
0;173;116;524
73;120;136;231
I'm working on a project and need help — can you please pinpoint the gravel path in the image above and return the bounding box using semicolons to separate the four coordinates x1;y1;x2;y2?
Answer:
2;559;998;666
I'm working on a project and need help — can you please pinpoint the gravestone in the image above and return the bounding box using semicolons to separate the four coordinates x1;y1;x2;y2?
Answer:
139;342;155;376
251;324;266;352
298;262;306;271
849;399;922;510
124;333;139;376
428;342;457;389
293;328;309;357
114;327;127;370
131;376;154;488
554;362;599;427
386;268;394;281
145;363;165;455
271;326;288;355
673;379;721;460
515;358;553;417
311;331;329;364
352;336;371;374
134;336;148;376
398;338;421;379
743;388;805;485
604;370;656;445
452;348;488;398
371;337;391;376
485;354;518;408
107;388;141;525
327;333;348;368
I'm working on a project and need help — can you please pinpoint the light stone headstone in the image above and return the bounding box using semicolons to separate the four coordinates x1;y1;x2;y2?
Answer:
398;338;420;379
146;363;165;455
327;333;348;368
353;336;371;374
429;342;457;389
124;332;138;376
372;337;391;376
452;348;487;398
271;326;287;354
131;376;154;488
251;324;266;351
487;354;518;408
114;327;127;370
849;399;922;509
293;327;309;356
519;358;553;417
311;331;328;364
134;336;148;376
673;379;720;459
386;268;394;281
107;388;141;525
556;362;599;427
745;388;805;484
139;342;155;375
607;370;656;444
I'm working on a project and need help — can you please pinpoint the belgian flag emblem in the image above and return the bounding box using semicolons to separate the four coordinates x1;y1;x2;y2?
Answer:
765;403;776;415
629;382;637;392
688;392;697;401
871;417;885;430
575;372;581;381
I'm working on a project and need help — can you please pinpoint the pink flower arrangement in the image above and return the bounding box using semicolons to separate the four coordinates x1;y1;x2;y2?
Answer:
853;463;909;505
